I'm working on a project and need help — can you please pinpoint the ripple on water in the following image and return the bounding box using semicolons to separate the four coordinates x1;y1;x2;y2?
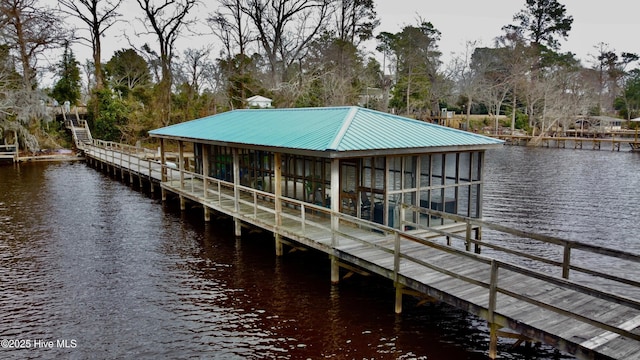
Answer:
2;151;635;359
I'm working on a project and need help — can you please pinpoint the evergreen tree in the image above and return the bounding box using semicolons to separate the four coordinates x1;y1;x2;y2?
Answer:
50;43;82;105
503;0;573;52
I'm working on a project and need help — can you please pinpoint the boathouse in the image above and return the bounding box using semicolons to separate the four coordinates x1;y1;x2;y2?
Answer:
78;106;640;359
149;106;502;237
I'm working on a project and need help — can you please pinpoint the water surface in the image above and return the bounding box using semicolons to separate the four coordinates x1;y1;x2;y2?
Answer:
4;146;638;359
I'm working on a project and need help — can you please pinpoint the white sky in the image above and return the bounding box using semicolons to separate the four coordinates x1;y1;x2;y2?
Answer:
48;0;640;84
374;0;639;67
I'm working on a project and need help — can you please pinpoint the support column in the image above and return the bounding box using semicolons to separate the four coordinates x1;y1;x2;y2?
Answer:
180;195;186;211
274;152;283;252
275;233;283;256
488;260;499;359
204;206;210;222
330;158;340;246
330;256;339;284
395;283;404;314
234;219;242;237
329;158;341;284
160;139;166;182
202;144;209;199
178;140;184;190
232;148;242;237
489;322;499;359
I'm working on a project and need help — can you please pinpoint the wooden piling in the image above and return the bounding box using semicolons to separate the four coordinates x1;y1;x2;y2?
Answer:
204;206;210;222
330;256;339;284
275;233;283;256
395;284;404;314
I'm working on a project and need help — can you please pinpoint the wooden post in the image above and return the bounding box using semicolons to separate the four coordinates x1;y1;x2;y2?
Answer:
160;139;166;182
562;243;571;279
275;233;283;256
330;159;340;247
202;144;209;199
395;283;404;314
180;195;186;211
233;148;242;237
274;152;282;226
234;219;242;237
274;152;283;251
204;206;210;222
488;260;499;359
393;231;401;282
466;222;472;251
330;256;339;284
178;140;184;190
489;322;500;359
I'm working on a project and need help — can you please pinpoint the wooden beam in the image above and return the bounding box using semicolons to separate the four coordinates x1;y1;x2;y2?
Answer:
336;261;370;277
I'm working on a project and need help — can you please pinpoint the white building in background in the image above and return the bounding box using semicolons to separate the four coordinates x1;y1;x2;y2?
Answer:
246;95;273;108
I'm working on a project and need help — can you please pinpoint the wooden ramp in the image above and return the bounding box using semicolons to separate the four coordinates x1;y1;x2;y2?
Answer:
0;144;18;162
82;142;640;360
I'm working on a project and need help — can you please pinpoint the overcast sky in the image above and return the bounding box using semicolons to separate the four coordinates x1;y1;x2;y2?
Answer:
53;0;639;82
374;0;639;66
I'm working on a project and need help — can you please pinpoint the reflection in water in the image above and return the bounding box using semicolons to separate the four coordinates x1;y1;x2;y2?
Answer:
3;149;627;359
482;147;640;299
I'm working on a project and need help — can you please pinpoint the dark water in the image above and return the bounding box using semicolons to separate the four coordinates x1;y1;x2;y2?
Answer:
1;146;637;359
482;146;640;299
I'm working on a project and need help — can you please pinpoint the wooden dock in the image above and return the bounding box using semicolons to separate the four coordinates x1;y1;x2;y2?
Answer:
80;140;640;360
0;143;18;162
493;134;640;151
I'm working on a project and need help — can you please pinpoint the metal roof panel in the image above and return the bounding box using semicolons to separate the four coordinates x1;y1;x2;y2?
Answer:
149;106;503;152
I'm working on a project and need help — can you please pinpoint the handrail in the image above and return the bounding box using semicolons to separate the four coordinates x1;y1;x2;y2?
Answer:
400;203;640;290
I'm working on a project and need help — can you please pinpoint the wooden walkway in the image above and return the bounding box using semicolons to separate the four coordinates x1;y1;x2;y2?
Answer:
493;134;640;151
81;141;640;360
0;143;18;162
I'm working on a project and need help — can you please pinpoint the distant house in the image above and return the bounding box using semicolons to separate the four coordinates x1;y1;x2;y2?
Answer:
575;115;623;132
357;87;384;107
246;95;273;108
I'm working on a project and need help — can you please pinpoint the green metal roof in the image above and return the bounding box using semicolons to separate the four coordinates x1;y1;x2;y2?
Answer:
149;106;503;153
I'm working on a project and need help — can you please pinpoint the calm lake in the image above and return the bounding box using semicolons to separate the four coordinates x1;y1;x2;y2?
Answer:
1;146;638;359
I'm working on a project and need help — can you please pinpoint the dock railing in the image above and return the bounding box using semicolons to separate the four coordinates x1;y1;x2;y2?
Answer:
0;143;19;162
161;162;640;296
400;203;640;294
87;140;163;181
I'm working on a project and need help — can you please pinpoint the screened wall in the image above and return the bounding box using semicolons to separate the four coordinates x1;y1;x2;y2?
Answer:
193;143;484;229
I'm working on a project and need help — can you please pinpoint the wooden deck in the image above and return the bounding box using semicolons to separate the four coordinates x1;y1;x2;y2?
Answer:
0;144;18;162
81;141;640;360
492;134;640;151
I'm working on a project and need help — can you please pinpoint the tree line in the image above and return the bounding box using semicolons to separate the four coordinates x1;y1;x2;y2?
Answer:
1;0;639;150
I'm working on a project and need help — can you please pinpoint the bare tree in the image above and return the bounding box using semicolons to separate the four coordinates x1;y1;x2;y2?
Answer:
207;0;253;58
58;0;124;91
0;0;69;91
240;0;333;88
208;0;255;104
136;0;198;125
450;40;483;129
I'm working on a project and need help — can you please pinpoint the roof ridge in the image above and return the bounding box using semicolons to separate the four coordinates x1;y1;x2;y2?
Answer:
327;107;359;150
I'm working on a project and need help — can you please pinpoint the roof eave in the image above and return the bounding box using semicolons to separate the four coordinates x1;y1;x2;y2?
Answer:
150;133;503;158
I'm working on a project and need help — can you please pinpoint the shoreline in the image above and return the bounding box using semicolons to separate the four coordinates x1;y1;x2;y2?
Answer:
17;154;85;162
0;149;85;164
